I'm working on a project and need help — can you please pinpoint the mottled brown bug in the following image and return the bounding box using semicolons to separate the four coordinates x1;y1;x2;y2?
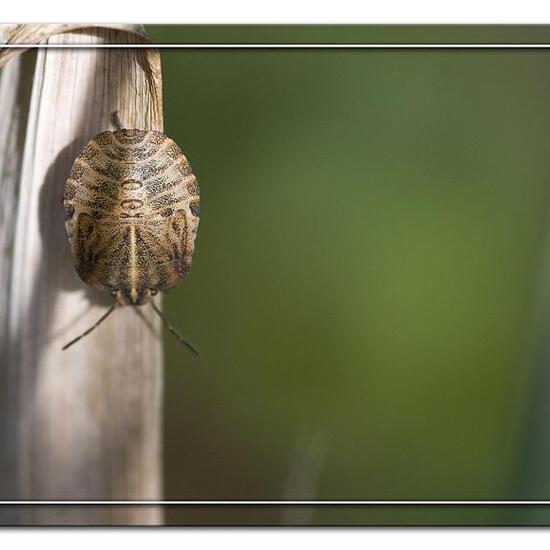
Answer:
62;116;200;352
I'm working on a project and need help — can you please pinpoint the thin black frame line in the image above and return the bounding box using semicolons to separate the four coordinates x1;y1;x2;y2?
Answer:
1;38;546;507
4;43;550;49
0;501;550;505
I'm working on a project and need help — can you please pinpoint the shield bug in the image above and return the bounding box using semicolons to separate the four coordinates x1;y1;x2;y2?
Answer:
62;114;200;352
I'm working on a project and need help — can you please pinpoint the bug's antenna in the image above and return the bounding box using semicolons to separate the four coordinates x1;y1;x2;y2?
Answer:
112;111;125;130
62;305;116;351
151;302;200;357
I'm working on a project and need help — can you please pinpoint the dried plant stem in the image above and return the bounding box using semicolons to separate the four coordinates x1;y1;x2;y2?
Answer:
0;25;164;525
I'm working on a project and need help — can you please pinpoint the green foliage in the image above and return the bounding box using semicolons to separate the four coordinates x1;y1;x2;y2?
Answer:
148;26;550;524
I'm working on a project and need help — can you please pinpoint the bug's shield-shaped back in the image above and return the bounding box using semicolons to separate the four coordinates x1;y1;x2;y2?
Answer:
71;209;194;294
64;129;200;298
73;212;99;285
170;209;193;278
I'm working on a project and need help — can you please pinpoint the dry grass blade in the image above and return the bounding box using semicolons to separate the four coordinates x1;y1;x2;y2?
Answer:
0;25;165;525
0;24;147;67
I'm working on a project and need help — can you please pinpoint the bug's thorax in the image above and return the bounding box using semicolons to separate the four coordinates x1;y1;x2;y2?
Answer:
117;179;146;219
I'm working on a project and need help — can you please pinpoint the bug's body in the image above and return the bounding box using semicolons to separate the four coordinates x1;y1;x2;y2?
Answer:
63;129;200;306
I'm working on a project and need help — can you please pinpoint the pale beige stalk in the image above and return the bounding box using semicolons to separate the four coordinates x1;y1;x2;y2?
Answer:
0;25;164;525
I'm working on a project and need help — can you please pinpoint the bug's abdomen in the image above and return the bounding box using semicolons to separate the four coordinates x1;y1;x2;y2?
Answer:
64;129;200;300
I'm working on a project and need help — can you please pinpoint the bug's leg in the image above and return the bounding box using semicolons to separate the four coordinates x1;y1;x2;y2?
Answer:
112;111;125;130
133;306;158;337
62;305;116;351
150;301;200;358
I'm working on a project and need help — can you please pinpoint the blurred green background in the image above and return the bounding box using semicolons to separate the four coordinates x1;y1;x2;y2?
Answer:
146;26;550;525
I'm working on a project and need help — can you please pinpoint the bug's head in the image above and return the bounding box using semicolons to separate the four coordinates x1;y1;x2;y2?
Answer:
112;288;158;306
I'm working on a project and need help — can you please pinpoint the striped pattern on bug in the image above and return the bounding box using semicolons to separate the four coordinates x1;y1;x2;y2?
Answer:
62;127;200;351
